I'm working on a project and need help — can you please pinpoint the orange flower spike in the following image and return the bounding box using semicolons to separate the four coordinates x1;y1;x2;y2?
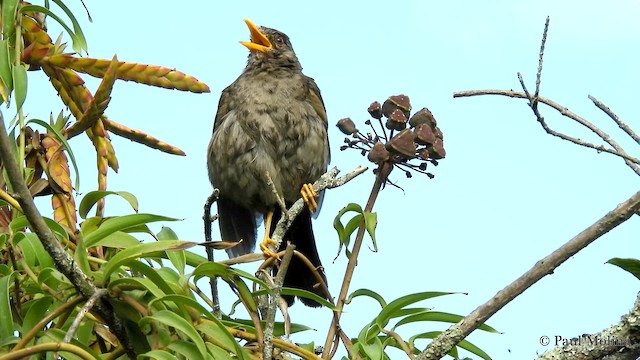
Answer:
66;56;119;138
103;118;186;156
46;55;210;93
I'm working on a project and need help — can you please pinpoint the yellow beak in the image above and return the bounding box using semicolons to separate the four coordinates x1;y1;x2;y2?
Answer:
240;19;272;53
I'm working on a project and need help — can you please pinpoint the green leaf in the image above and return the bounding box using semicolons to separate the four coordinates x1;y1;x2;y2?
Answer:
140;310;207;356
363;211;378;251
333;203;365;256
1;0;18;40
360;334;384;360
348;288;387;308
99;240;196;283
607;258;640;281
205;342;235;360
281;287;337;309
139;350;178;360
193;262;260;313
50;0;89;54
89;230;141;249
152;295;215;321
0;272;15;340
12;63;26;111
83;213;179;247
0;40;13;102
168;340;213;360
78;191;139;219
27;118;80;191
158;227;185;275
10;215;69;242
13;232;54;268
125;261;176;295
39;328;100;359
395;311;500;333
19;5;86;55
21;296;54;343
376;292;453;329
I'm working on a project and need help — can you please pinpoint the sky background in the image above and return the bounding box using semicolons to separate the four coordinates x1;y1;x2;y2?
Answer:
21;1;640;359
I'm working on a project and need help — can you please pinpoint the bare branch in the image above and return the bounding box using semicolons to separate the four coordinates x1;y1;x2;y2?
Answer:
454;89;640;174
418;189;640;359
203;190;221;318
589;95;640;145
533;16;550;104
263;243;296;360
64;289;107;343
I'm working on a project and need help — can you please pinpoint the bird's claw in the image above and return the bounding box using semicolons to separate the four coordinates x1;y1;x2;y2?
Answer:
300;183;318;213
259;237;278;258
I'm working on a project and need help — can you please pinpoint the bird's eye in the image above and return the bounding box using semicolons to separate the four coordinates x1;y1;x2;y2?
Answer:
275;37;284;45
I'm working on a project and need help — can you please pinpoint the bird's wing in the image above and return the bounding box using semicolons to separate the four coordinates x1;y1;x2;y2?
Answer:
305;76;330;217
305;77;327;126
213;85;233;130
305;76;330;163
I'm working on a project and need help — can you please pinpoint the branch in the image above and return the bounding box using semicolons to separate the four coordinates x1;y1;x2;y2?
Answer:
270;166;368;249
588;95;640;145
453;89;640;172
417;189;640;359
203;190;221;318
538;293;640;360
0;114;135;357
263;243;295;360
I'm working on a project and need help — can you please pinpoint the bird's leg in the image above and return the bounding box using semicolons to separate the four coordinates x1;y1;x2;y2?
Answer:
259;211;278;257
300;183;319;213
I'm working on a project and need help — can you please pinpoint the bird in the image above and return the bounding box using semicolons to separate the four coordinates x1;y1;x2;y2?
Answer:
207;19;330;307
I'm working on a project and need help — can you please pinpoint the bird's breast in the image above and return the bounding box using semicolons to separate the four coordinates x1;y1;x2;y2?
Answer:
208;73;328;208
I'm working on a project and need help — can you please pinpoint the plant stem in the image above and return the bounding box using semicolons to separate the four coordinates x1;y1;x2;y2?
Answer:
322;162;391;358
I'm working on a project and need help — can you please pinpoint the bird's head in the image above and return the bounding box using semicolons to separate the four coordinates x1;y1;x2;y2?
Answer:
240;19;301;69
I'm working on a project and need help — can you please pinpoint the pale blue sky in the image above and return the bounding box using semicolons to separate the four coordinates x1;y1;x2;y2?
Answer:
23;1;640;358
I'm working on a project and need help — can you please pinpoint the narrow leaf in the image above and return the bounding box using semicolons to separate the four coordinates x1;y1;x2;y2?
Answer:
100;240;196;282
0;272;15;340
140;310;207;356
607;258;640;281
158;227;185;275
83;213;178;247
12;63;27;111
78;190;138;219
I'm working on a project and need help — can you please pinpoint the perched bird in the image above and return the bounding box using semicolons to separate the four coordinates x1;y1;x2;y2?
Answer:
207;19;330;307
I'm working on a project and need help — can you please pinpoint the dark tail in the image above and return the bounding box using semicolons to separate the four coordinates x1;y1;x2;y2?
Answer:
218;197;257;258
273;206;328;307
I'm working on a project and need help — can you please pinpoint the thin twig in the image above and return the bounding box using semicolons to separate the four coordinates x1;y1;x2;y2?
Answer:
265;171;287;215
589;94;640;145
203;190;221;318
269;166;368;250
263;243;296;360
382;329;416;360
0;113;135;357
418;189;640;360
533;17;549;105
64;289;107;343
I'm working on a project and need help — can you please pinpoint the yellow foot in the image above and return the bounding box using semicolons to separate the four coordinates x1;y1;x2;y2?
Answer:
259;236;278;258
300;183;318;213
260;211;278;258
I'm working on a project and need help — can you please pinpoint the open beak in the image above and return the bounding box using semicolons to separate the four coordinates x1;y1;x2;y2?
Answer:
240;19;272;53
